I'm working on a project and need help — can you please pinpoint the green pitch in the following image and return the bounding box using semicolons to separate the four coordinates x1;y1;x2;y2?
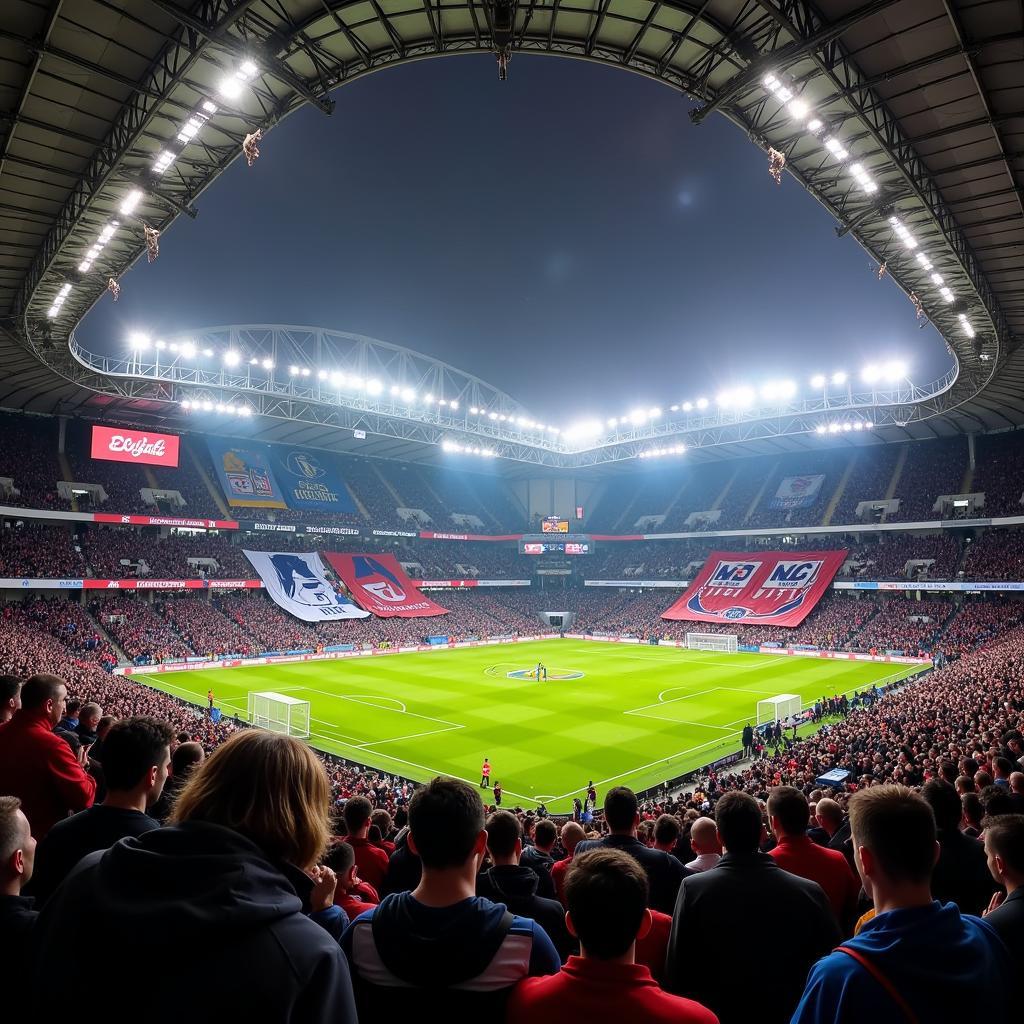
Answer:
135;640;924;813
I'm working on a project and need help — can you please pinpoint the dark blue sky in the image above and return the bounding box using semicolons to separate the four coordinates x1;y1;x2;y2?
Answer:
79;54;951;421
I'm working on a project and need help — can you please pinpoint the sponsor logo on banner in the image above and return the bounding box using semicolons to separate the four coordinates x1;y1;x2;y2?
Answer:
372;529;419;538
662;549;847;627
244;550;369;622
304;524;361;536
207;439;287;509
91;425;181;467
267;447;356;513
324;552;451;618
252;522;297;532
770;474;825;510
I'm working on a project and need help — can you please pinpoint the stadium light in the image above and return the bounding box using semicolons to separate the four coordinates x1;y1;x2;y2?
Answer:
153;150;175;174
831;371;847;386
155;340;166;350
180;341;196;359
629;409;648;426
682;401;693;412
223;350;240;367
119;189;143;215
696;397;708;410
289;365;299;375
810;374;826;388
203;348;214;358
649;407;662;419
261;358;274;370
401;387;415;402
787;98;810;122
883;360;908;382
217;75;244;100
202;400;214;412
181;400;192;410
861;364;881;384
450;400;459;410
367;378;383;395
734;386;755;408
128;331;150;350
566;419;603;440
815;424;827;434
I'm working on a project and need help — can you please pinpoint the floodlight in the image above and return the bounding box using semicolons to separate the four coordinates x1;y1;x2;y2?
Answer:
155;340;166;350
240;60;258;78
319;370;329;381
440;399;449;407
301;368;310;377
120;189;143;215
842;422;853;431
931;273;944;286
289;365;299;375
202;100;217;114
129;332;150;350
180;342;196;359
788;99;809;121
828;422;840;433
831;371;847;386
883;360;907;382
401;387;415;402
810;374;826;388
815;424;826;434
861;364;880;383
169;343;179;353
261;358;274;370
807;118;823;132
488;411;498;420
366;378;383;395
203;348;214;357
940;287;954;303
330;372;344;387
734;386;755;408
649;407;661;418
762;74;778;88
629;409;647;426
469;405;478;414
776;86;793;101
696;397;708;410
223;350;240;367
449;400;458;410
78;260;92;273
202;400;213;412
682;401;693;412
716;390;733;408
239;406;252;417
853;421;863;430
181;400;192;410
249;357;258;365
218;75;243;99
425;393;434;403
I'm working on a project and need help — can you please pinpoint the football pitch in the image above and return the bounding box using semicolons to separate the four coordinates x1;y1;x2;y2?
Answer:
134;640;924;813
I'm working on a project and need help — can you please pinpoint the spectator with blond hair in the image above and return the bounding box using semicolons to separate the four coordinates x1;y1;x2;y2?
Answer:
32;731;357;1023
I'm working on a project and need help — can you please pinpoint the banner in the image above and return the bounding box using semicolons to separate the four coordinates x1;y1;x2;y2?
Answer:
267;447;356;513
244;550;369;622
91;425;180;467
207;439;287;509
662;549;847;627
771;474;826;510
94;513;237;529
324;552;450;617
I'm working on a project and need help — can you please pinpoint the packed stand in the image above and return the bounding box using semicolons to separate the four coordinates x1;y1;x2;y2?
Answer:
658;463;735;531
0;525;82;578
743;451;847;530
973;431;1024;518
890;437;969;522
93;597;194;664
0;413;63;510
960;529;1024;581
828;444;900;526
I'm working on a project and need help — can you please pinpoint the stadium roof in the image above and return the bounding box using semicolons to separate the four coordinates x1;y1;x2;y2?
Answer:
1;0;1021;470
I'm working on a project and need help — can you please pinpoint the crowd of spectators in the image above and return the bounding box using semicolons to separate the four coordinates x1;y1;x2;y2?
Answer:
961;529;1024;581
0;525;82;578
848;599;953;655
973;432;1024;518
889;438;970;522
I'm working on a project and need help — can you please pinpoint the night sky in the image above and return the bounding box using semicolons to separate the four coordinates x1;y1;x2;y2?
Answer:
78;54;951;424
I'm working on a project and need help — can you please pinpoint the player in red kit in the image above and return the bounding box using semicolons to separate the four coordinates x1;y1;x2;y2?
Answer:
480;758;491;788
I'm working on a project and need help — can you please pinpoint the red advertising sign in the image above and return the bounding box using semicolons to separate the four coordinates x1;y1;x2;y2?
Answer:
82;579;261;590
323;552;450;617
662;549;848;627
93;513;238;529
91;425;180;467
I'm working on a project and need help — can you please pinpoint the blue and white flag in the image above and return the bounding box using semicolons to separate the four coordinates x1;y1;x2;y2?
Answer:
244;550;369;622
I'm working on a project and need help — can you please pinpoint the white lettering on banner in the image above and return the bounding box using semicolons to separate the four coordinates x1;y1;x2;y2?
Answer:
108;434;167;459
253;522;297;532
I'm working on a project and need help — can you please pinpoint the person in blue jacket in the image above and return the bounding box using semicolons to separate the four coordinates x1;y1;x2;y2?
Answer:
791;785;1010;1024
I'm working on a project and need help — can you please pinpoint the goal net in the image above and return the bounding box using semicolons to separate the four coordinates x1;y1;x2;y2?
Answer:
686;632;738;653
247;691;311;739
756;693;802;726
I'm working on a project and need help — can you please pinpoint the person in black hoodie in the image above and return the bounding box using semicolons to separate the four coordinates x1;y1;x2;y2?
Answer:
520;817;559;897
477;810;574;960
341;776;560;1018
0;796;37;994
32;730;356;1024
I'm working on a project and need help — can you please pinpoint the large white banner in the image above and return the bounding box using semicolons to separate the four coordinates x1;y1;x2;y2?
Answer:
243;550;369;622
771;474;826;510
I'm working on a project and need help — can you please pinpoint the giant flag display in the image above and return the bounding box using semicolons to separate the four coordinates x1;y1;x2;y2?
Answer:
244;550;369;622
770;474;826;510
324;552;450;617
207;439;287;508
267;447;356;513
661;549;848;627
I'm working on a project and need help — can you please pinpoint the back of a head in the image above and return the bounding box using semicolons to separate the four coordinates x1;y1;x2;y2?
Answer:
715;791;763;854
324;836;356;875
409;776;483;870
171;741;204;776
995;757;1013;778
690;816;717;852
603;786;638;832
561;821;584;852
64;698;82;716
0;795;27;865
565;849;648;959
171;730;330;870
371;808;392;836
19;674;64;712
849;785;936;884
344;795;373;835
485;810;521;859
984;814;1024;877
921;779;962;834
768;786;810;837
816;797;843;827
533;818;556;849
0;675;21;705
654;814;680;846
100;717;174;792
981;785;1014;818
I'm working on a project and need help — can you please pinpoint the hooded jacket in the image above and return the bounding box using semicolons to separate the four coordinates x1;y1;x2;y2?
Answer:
32;821;356;1024
341;891;560;1017
477;864;574;960
791;901;1010;1024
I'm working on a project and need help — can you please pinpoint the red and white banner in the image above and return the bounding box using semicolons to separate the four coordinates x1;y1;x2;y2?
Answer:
91;425;180;467
661;549;847;627
93;513;238;529
324;552;450;617
418;531;523;542
413;579;531;588
84;579;261;591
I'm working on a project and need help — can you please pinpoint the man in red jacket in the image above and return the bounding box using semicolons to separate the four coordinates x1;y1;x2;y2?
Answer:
508;848;718;1023
0;675;96;838
341;796;389;890
768;786;858;933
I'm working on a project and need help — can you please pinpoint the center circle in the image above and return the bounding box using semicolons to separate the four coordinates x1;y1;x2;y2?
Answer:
505;667;585;680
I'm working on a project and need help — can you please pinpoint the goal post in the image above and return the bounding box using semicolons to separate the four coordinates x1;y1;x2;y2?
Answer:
686;632;738;653
247;691;311;739
756;693;802;726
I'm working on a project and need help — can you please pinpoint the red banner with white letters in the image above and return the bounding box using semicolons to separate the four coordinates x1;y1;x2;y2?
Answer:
90;425;180;467
324;552;449;617
661;549;847;627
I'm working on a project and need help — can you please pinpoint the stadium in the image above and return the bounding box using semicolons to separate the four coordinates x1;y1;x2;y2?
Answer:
1;0;1022;1020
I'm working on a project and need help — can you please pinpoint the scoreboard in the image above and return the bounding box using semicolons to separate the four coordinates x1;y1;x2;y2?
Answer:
520;541;591;555
542;516;570;533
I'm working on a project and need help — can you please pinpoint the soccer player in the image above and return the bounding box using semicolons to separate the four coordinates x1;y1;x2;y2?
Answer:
480;758;491;788
536;662;547;682
207;689;214;711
